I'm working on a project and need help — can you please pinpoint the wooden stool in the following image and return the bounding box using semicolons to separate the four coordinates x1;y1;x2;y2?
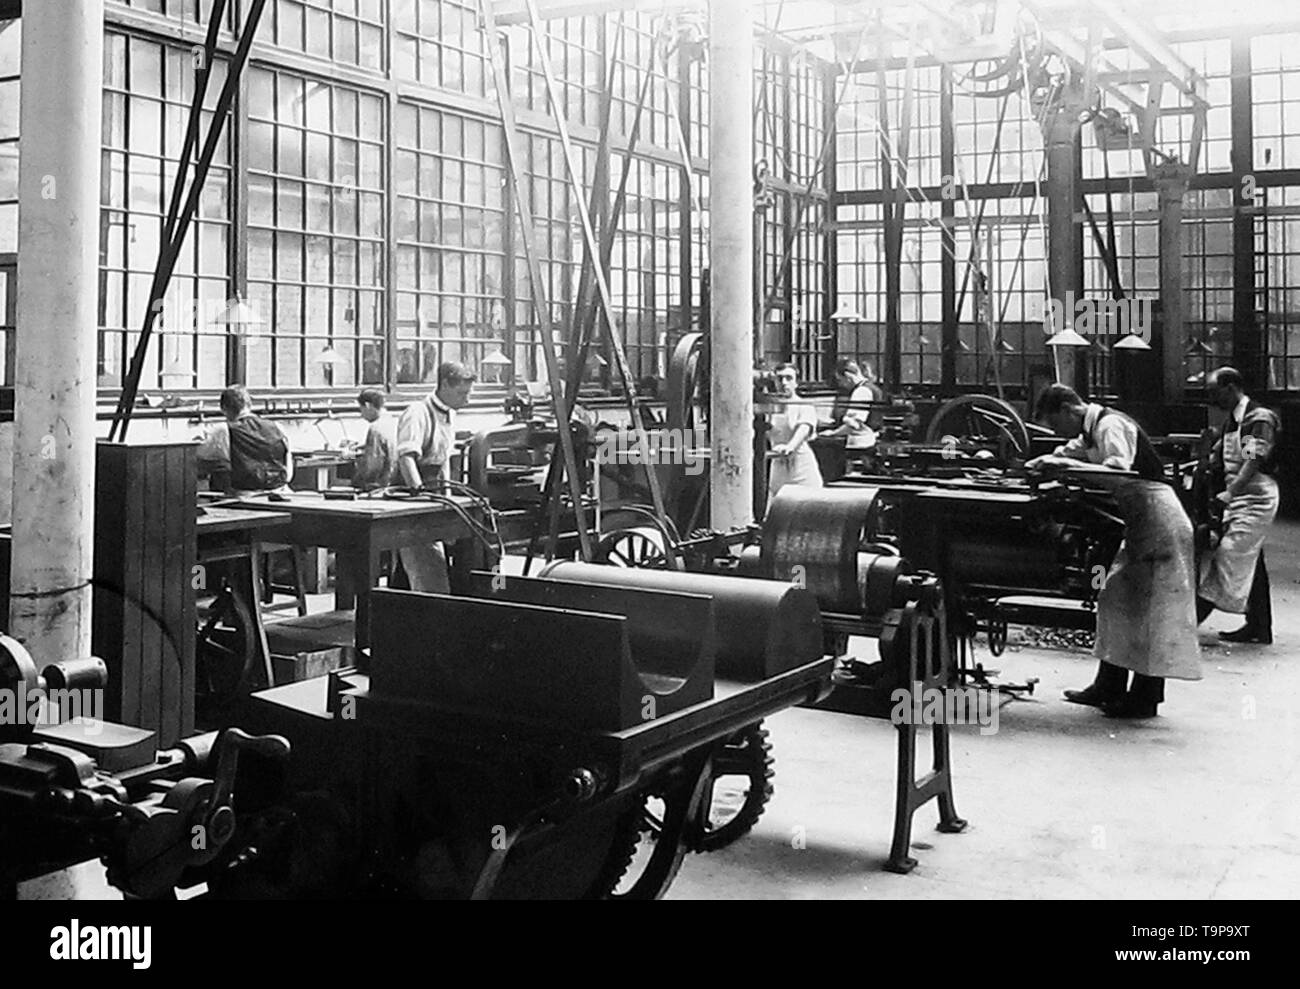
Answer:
259;542;309;617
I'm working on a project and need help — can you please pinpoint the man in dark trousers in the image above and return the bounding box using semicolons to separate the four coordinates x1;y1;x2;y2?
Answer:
1197;367;1279;644
196;385;295;492
1026;384;1201;718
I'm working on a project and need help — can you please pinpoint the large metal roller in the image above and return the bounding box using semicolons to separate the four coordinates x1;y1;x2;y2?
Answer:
539;561;823;681
761;486;884;615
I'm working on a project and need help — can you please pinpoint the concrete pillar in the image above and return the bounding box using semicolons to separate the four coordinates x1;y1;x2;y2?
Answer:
1154;163;1193;403
10;1;104;666
708;0;754;529
1041;93;1087;391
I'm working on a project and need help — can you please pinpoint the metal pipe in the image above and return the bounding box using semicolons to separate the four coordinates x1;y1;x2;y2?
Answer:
10;0;104;666
709;0;756;530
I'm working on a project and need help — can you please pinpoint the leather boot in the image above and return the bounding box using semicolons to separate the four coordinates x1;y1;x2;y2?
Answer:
1064;660;1128;707
1103;674;1162;719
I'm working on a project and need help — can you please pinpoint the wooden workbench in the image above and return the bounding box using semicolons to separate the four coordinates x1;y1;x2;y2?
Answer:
231;492;489;650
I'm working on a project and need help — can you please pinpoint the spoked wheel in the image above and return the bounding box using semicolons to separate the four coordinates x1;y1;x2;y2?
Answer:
196;581;259;716
924;394;1031;462
594;526;684;570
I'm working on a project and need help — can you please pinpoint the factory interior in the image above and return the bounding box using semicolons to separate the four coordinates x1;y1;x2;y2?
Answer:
1;0;1298;909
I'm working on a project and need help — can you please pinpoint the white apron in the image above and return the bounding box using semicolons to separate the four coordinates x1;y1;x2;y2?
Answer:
767;402;823;507
1095;480;1202;681
1198;425;1279;613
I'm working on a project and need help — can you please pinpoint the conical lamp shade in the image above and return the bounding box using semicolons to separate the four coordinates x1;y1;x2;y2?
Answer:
1113;334;1151;351
1046;327;1090;347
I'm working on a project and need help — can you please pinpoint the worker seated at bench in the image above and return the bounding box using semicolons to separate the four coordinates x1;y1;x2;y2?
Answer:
196;384;295;495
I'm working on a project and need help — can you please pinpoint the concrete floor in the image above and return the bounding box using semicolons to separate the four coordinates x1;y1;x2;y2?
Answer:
667;521;1300;900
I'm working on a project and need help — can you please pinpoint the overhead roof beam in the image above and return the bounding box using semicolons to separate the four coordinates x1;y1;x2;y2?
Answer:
1091;0;1206;105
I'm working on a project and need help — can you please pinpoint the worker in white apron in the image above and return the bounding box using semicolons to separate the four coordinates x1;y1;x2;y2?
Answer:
1197;367;1280;643
1028;384;1201;719
766;363;823;510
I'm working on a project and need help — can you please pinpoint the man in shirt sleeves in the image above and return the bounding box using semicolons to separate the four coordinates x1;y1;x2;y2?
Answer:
394;361;476;593
1196;367;1280;643
350;388;397;491
1026;384;1201;719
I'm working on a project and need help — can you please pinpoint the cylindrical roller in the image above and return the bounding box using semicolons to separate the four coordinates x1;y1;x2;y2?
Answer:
761;486;881;614
41;656;108;692
859;553;909;619
540;561;824;681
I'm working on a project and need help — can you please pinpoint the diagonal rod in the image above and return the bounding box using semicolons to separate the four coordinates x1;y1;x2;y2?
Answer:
521;0;667;525
111;0;269;440
481;0;593;561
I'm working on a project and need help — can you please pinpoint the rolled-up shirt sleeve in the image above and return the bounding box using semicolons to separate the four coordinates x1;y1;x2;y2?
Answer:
1241;411;1277;463
396;403;429;460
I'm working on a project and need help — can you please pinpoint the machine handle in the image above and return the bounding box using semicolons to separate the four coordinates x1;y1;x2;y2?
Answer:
207;728;291;823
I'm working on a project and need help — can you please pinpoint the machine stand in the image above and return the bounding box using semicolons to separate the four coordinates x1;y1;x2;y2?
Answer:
886;716;967;874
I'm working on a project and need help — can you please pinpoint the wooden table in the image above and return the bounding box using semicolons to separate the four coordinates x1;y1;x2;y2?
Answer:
290;453;354;593
231;492;490;650
196;506;292;694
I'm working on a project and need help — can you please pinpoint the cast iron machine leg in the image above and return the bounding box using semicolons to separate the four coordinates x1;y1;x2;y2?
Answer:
881;594;967;874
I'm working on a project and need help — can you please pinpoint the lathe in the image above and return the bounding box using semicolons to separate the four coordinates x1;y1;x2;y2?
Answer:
0;635;291;900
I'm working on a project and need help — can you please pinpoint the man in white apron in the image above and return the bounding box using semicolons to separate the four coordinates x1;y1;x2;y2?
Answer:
765;363;823;509
1196;367;1280;643
1027;384;1201;719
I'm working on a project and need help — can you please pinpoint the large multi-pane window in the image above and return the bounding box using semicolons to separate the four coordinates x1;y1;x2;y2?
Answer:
394;103;506;383
99;32;233;391
245;66;386;388
834;203;885;378
1252;33;1300;171
266;0;384;72
511;132;591;382
1256;185;1300;390
118;0;233;28
0;7;738;402
393;0;490;99
1080;190;1160;392
608;154;681;380
513;17;603;127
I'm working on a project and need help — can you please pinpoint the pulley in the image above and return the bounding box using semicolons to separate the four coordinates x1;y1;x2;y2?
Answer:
760;486;883;616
